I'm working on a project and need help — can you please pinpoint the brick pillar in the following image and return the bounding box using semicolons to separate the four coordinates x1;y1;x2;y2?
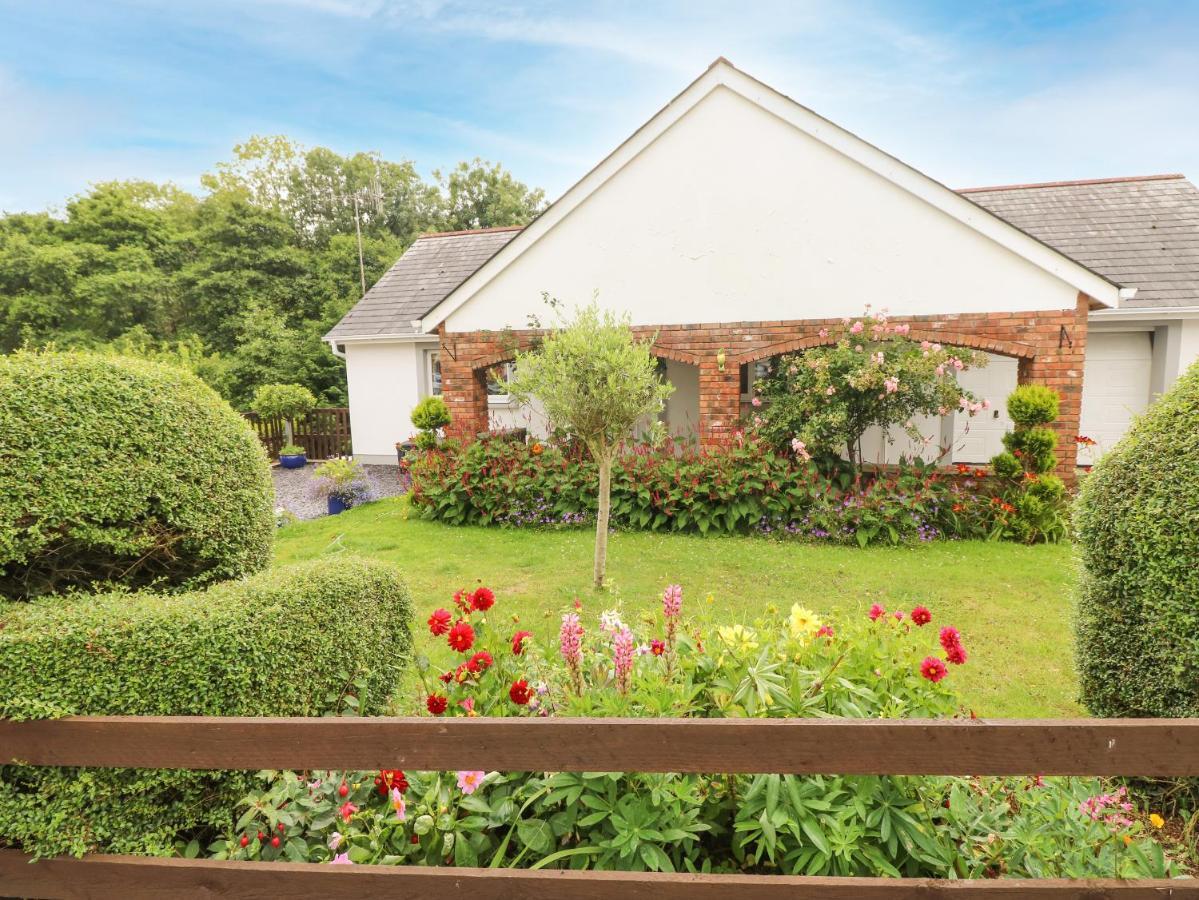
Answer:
698;356;742;445
1017;296;1090;478
441;337;488;441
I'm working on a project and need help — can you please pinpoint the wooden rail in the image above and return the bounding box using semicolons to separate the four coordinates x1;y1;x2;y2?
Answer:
1;716;1197;898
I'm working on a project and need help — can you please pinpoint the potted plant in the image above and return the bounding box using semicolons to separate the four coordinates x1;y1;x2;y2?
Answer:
309;458;374;515
252;383;317;468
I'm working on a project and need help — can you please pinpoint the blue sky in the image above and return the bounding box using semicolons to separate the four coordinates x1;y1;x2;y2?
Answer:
2;1;1197;212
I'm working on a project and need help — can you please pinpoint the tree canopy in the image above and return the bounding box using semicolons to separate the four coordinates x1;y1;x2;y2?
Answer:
0;137;546;409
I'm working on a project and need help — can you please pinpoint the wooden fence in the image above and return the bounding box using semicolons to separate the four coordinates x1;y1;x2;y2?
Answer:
1;716;1198;898
243;407;351;460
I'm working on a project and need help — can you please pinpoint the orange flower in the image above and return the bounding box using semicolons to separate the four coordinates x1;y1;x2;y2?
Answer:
531;442;544;455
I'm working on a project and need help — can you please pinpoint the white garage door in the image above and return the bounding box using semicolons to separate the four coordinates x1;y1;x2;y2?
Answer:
1078;331;1152;465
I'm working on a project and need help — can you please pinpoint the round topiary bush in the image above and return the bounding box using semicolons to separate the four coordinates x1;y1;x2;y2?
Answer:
1075;361;1199;717
0;352;275;600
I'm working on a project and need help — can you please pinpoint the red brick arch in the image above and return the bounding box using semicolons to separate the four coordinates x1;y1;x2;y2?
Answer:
732;329;1036;368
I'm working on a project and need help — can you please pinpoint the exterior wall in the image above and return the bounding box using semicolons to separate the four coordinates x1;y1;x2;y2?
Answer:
443;86;1084;334
1176;318;1199;380
441;299;1091;477
344;340;430;464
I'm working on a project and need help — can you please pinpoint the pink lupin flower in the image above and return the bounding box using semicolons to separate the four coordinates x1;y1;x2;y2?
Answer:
559;612;584;695
613;626;635;695
390;786;406;821
662;584;683;619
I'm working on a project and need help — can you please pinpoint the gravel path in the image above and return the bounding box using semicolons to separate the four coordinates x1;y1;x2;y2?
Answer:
272;463;407;521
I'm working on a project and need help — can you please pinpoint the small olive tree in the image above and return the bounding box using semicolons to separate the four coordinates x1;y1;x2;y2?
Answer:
508;302;673;588
252;383;316;447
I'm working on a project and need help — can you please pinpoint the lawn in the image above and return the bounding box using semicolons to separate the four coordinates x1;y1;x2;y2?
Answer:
275;497;1082;718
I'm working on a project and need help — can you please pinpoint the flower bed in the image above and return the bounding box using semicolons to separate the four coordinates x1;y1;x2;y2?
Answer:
214;586;1181;878
408;435;1014;545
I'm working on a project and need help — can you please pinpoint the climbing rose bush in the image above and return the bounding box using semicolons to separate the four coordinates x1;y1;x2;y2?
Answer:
215;586;1180;878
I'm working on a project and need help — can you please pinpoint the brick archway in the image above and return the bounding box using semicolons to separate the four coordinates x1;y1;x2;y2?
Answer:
441;298;1091;475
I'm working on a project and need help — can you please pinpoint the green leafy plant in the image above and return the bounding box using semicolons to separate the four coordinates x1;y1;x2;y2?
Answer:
410;396;452;451
408;436;1000;545
752;310;988;469
507;301;673;588
0;351;274;600
988;385;1067;543
0;557;413;858
279;443;306;456
310;458;375;508
252;382;317;448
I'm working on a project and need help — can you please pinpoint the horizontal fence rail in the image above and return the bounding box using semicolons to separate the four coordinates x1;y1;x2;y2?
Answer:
2;716;1198;775
243;406;351;460
2;715;1198;899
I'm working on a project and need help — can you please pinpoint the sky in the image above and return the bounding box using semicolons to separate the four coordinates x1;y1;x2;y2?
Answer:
1;0;1198;213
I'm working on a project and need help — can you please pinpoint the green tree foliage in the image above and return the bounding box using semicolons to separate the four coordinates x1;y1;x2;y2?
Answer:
0;352;274;600
508;302;673;588
1075;361;1199;717
988;385;1067;544
252;382;318;445
0;137;546;408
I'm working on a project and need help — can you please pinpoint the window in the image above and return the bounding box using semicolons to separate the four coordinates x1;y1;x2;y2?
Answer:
740;360;773;398
484;362;514;404
425;350;442;396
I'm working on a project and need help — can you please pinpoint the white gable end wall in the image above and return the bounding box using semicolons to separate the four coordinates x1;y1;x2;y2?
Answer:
444;85;1087;334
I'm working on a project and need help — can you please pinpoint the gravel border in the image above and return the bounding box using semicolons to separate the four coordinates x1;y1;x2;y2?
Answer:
272;463;406;521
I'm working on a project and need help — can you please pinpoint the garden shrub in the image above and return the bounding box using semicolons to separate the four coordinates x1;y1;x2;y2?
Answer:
987;385;1068;543
0;351;275;600
1075;361;1199;718
409;436;1002;545
411;396;452;451
219;585;1180;878
252;382;317;448
0;556;413;857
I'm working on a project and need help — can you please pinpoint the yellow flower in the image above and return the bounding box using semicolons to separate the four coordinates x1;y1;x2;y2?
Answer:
1149;813;1165;829
1122;834;1133;846
706;593;715;605
788;604;822;640
716;624;759;655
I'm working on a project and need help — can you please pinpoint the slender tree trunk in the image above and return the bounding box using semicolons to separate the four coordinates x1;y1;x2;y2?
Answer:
284;418;294;447
593;454;612;589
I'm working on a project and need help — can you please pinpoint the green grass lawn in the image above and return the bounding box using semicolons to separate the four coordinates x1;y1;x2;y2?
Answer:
275;497;1082;718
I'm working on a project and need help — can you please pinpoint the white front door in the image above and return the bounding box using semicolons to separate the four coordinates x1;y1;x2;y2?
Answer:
951;354;1018;464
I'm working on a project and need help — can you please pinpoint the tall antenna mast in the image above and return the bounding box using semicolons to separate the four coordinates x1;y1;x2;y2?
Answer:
344;164;386;297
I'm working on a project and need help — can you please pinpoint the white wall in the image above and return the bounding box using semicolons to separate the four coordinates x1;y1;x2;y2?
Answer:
1179;319;1199;379
344;340;428;464
488;398;550;438
445;85;1082;333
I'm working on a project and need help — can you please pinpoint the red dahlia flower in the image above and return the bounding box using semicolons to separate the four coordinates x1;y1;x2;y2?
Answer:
650;639;666;656
815;625;835;639
920;657;948;683
939;626;961;652
509;679;533;705
910;606;932;627
438;671;453;683
945;643;968;666
511;630;533;655
374;769;409;796
427;608;452;636
471;587;496;611
868;603;886;621
448;621;475;653
469;651;494;672
426;694;448;715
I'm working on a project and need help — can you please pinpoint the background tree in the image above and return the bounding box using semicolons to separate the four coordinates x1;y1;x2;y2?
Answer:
753;310;988;469
508;302;672;589
0;137;545;408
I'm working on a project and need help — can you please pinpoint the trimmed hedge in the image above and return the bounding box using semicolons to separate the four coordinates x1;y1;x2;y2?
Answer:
0;557;414;857
0;352;275;599
1075;361;1199;717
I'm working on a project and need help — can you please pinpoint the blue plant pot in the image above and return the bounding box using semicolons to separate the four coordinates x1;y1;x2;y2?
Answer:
279;453;307;469
327;496;349;516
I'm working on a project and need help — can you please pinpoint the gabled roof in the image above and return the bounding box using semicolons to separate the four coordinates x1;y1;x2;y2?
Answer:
963;174;1199;308
415;57;1119;332
324;226;521;341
